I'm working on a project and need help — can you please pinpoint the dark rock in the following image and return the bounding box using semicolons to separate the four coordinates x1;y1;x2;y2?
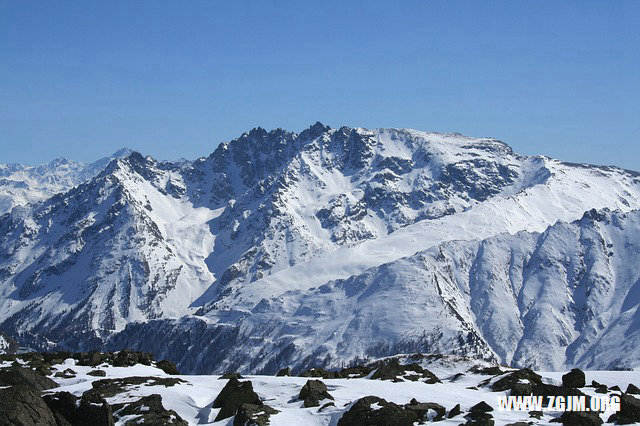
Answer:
404;399;446;421
299;379;334;407
550;410;602;425
275;367;290;377
91;376;186;398
491;369;543;392
42;391;79;424
233;402;278;426
618;393;640;423
318;402;335;411
87;369;107;377
529;410;543;419
299;367;340;379
112;394;186;425
463;412;494;425
156;359;180;375
470;401;494;413
627;383;640;394
44;390;114;426
339;365;373;379
75;351;103;367
610;385;621;392
54;368;76;378
0;385;58;425
220;372;244;380
470;366;505;376
448;403;462;418
594;385;608;394
562;369;586;388
212;378;262;421
78;390;115;426
109;350;153;367
337;396;418;426
369;359;439;383
0;366;59;390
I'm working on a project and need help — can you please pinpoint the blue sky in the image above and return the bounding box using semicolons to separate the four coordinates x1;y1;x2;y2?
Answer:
1;1;638;169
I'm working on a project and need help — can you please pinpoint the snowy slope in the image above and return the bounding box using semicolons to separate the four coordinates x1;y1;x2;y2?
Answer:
0;124;639;373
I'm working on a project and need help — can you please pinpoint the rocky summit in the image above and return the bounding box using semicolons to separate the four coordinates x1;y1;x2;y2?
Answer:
1;124;640;375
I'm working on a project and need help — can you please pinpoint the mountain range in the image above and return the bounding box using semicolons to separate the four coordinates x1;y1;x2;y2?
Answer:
1;123;639;373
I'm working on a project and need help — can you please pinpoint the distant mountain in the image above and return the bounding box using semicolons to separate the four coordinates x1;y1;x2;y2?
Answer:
0;124;639;373
0;148;133;215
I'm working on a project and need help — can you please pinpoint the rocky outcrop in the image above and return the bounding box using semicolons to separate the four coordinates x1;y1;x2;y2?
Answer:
212;378;263;421
298;380;334;407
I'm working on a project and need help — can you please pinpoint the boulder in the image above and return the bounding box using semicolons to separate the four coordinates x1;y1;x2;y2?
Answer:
550;410;603;425
112;394;187;425
404;399;446;421
87;369;107;377
219;372;244;380
448;403;462;418
370;360;439;383
562;369;586;388
298;379;334;407
44;390;114;426
212;378;263;421
618;393;640;423
156;359;180;375
0;385;58;425
491;369;543;392
275;367;290;377
233;403;279;426
627;383;640;394
337;396;418;426
0;366;59;391
299;367;341;379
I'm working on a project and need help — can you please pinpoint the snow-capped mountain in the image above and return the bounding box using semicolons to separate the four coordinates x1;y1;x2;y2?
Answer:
0;148;133;215
0;124;639;373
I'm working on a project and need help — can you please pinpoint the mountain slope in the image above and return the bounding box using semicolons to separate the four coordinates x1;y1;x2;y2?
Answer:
0;124;639;373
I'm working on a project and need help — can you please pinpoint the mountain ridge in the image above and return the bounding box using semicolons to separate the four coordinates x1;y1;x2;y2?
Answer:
0;123;639;373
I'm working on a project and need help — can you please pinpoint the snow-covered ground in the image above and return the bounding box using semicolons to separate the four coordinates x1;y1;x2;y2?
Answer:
7;355;637;425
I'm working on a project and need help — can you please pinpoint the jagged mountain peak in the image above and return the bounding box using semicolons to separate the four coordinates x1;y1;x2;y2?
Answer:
1;125;640;373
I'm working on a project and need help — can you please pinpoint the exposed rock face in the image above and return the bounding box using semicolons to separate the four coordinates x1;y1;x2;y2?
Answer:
337;396;418;426
112;394;187;425
0;385;58;426
233;403;279;426
298;379;334;407
0;366;59;391
562;368;586;388
490;369;543;392
90;376;185;398
275;367;290;377
212;378;263;421
552;411;603;425
43;390;114;426
369;359;440;383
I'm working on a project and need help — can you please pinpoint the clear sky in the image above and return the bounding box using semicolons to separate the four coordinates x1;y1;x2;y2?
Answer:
1;1;638;170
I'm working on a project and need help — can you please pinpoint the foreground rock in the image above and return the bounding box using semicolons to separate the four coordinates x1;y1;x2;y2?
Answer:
0;385;58;425
562;368;586;388
298;379;334;407
213;378;263;421
404;398;446;421
551;410;603;425
112;394;187;425
608;393;640;424
337;396;418;425
0;366;59;391
463;401;494;425
233;403;279;426
43;390;114;426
